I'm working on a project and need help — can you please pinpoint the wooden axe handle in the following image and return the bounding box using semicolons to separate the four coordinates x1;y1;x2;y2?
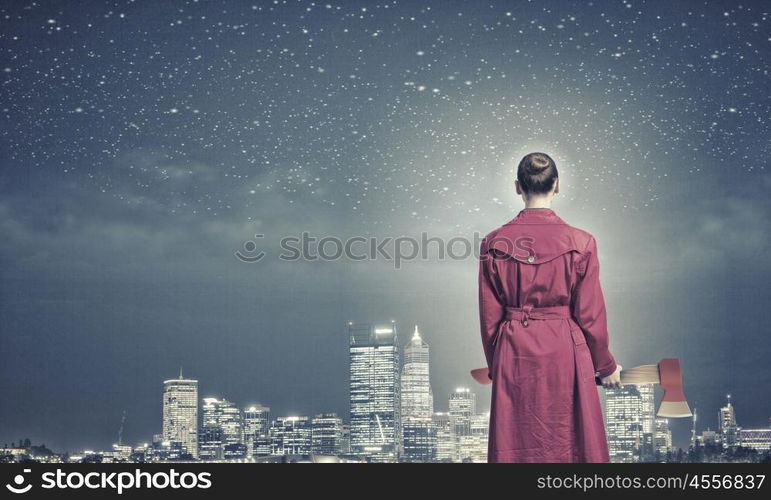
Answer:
594;364;660;386
473;365;661;386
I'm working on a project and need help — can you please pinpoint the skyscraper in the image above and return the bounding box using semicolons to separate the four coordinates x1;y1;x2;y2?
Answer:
719;394;738;448
311;413;344;456
604;384;655;462
162;372;198;459
654;418;672;457
401;325;433;418
639;384;656;459
201;397;244;459
433;412;454;462
349;322;401;462
243;405;271;457
450;389;475;437
401;325;435;462
449;388;477;462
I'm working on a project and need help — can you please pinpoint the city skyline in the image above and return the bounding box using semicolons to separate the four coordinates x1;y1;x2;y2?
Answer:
5;383;770;463
4;319;769;463
155;320;494;462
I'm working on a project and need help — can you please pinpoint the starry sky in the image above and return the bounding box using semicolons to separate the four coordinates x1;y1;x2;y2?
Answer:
1;0;769;453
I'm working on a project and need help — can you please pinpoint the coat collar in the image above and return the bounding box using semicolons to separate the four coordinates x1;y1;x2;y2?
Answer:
504;208;565;225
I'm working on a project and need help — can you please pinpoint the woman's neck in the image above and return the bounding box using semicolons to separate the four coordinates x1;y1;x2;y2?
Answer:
523;197;552;209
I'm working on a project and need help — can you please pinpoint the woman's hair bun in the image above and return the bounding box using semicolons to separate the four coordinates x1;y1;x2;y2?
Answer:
517;152;558;195
527;154;550;173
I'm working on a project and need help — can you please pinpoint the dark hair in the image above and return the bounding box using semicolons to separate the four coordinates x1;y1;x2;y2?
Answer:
516;152;558;195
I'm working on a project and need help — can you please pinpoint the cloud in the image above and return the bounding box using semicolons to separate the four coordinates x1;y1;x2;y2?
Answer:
676;198;769;267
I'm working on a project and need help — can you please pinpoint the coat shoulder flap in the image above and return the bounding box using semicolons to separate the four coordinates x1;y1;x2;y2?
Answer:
484;225;589;265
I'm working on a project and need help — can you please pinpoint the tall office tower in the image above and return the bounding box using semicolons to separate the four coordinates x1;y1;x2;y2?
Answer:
202;397;245;459
349;322;401;462
719;394;738;448
401;325;433;418
457;412;489;463
220;403;243;449
162;372;199;459
400;325;435;462
639;384;656;460
433;412;454;462
654;418;672;457
449;387;476;461
311;413;344;456
269;416;312;456
604;385;655;462
449;388;476;435
243;405;271;457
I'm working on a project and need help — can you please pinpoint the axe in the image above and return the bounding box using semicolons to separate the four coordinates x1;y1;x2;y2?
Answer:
470;358;692;418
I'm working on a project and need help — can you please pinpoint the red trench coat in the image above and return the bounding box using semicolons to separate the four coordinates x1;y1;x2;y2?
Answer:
478;208;617;463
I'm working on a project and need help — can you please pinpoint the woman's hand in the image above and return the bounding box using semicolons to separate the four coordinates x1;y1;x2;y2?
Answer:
601;364;622;389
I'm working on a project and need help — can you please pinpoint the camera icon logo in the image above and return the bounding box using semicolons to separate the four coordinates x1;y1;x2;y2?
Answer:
5;469;32;494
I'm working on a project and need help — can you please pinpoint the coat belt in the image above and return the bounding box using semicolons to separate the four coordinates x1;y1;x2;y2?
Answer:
505;305;571;326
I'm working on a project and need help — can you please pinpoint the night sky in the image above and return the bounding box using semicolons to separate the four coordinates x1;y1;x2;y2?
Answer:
1;0;769;452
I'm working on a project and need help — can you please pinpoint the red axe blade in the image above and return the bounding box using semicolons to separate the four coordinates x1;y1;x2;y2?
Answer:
657;358;692;418
470;367;492;385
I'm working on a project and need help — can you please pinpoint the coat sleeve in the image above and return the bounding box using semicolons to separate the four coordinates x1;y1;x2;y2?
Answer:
572;236;618;379
478;237;506;377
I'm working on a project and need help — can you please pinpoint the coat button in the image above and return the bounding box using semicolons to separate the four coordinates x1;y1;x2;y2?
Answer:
522;320;528;327
527;255;535;263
